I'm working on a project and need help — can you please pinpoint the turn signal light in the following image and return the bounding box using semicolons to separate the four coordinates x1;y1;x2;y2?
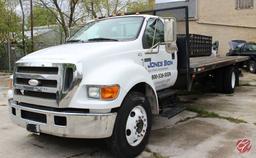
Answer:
101;85;120;100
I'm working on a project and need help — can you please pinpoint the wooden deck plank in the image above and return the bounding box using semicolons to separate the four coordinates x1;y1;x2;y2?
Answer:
189;56;249;74
190;56;248;68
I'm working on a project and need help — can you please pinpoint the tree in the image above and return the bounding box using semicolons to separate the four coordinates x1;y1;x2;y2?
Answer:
82;0;155;18
38;0;81;40
0;0;21;71
37;0;154;41
127;0;154;13
18;0;25;54
27;6;57;27
0;0;20;42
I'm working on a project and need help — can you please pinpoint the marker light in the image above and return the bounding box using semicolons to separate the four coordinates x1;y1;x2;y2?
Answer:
101;85;119;100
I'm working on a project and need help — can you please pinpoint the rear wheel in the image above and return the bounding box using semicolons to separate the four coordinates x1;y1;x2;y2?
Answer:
248;60;256;73
223;67;237;94
109;92;152;158
215;67;238;94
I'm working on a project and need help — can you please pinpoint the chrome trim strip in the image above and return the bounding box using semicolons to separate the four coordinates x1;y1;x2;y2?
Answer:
15;72;58;80
16;62;60;67
13;95;58;107
13;102;108;116
57;64;82;107
15;84;58;93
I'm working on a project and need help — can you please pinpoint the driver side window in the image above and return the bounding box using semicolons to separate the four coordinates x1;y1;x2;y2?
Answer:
142;18;164;49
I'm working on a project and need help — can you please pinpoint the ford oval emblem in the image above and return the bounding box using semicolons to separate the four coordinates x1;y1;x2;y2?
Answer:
28;79;40;86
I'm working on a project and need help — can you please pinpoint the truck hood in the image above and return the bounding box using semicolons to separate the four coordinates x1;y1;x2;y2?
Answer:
19;42;138;63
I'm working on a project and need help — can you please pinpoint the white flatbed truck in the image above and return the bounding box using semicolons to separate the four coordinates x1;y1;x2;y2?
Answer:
7;7;248;158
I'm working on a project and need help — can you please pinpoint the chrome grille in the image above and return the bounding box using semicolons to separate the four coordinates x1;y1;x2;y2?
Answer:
13;63;82;108
17;66;58;74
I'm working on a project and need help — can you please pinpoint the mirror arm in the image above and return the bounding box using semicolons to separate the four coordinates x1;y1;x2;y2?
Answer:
152;42;160;48
145;42;178;54
145;42;160;54
152;27;157;47
151;18;160;48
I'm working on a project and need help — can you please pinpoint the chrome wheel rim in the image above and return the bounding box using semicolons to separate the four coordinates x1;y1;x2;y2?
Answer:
125;105;148;146
231;71;236;89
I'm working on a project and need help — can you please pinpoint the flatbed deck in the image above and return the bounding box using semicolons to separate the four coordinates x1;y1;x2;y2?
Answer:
190;56;249;74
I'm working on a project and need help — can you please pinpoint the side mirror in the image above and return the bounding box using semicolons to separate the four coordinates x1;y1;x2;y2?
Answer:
164;18;176;43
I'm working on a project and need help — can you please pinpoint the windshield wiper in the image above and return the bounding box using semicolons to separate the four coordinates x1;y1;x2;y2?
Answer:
88;38;119;42
66;39;85;43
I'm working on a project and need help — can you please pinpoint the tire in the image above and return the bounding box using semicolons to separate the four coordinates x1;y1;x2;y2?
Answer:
223;67;237;94
248;60;256;73
109;92;152;158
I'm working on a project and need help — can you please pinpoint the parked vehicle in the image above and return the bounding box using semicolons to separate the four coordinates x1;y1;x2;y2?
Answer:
7;7;248;158
227;40;256;73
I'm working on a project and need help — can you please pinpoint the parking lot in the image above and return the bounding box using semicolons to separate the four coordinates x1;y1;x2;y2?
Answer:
1;71;256;158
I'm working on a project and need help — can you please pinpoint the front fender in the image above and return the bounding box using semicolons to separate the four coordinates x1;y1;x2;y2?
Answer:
69;60;158;110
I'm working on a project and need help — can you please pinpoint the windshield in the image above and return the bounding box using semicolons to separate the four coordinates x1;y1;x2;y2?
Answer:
69;17;144;42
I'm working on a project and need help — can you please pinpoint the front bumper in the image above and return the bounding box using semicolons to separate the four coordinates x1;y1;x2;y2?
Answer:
9;100;117;138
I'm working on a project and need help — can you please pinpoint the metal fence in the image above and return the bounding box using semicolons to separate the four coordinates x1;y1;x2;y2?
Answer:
0;42;58;72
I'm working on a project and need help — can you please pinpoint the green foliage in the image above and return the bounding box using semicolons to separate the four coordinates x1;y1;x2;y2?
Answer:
127;0;155;13
82;0;155;18
0;0;20;41
27;6;57;27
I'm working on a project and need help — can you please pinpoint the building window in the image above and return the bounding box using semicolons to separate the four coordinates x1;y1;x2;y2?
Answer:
236;0;254;9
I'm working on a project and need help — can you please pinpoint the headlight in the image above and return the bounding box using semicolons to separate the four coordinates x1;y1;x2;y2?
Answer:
88;87;101;99
87;85;120;100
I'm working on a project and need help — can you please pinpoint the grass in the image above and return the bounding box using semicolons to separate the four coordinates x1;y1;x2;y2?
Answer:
186;107;247;124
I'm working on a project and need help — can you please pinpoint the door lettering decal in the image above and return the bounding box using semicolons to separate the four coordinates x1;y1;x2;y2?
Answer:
144;58;173;69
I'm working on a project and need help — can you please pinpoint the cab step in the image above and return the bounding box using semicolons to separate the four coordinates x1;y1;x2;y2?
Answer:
160;105;186;119
157;89;186;119
157;88;177;100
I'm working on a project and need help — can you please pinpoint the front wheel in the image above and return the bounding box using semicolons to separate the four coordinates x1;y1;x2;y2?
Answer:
109;92;152;158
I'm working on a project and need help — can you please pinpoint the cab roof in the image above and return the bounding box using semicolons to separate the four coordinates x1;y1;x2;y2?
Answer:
96;14;160;20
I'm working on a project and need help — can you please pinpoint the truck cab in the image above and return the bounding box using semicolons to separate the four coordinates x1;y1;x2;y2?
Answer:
8;15;178;157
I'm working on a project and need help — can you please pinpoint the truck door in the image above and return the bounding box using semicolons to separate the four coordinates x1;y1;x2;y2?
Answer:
143;18;178;91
